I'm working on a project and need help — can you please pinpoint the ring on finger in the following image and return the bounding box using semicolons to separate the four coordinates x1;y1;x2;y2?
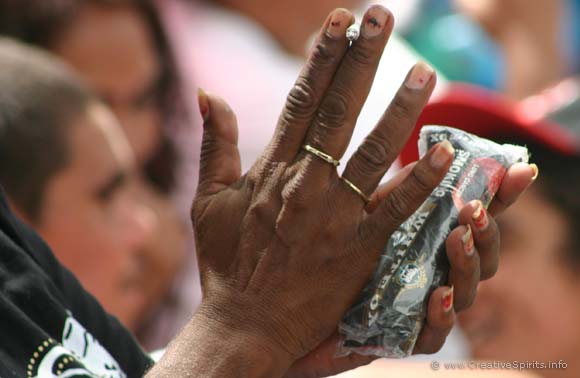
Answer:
340;177;370;204
302;144;340;167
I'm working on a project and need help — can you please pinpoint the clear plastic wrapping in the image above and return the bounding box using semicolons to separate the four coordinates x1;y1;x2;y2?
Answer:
338;126;529;358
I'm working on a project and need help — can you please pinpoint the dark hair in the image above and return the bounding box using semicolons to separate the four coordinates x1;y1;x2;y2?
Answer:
0;0;185;193
0;38;96;223
492;135;580;269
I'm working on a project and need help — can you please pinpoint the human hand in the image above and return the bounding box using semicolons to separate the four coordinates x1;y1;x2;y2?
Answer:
284;162;537;378
191;5;536;378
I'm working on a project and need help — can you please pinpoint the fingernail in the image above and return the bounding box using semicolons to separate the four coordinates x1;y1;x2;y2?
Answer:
472;201;488;231
442;286;454;313
198;88;210;123
430;140;455;169
406;62;435;90
327;9;352;39
361;5;390;38
462;225;475;256
530;163;539;181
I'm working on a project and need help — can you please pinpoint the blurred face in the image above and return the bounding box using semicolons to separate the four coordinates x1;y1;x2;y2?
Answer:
221;0;366;41
35;103;154;330
51;2;162;166
294;0;366;26
458;188;580;376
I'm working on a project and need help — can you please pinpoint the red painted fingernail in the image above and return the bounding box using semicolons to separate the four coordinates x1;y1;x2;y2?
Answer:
327;9;351;39
198;87;210;123
472;201;488;231
442;286;454;313
406;62;434;90
361;5;390;38
462;225;475;256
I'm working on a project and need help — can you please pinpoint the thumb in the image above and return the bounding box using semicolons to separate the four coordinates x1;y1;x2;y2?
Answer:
197;88;242;197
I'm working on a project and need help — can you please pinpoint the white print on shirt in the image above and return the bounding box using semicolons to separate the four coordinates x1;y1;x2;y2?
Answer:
27;313;126;378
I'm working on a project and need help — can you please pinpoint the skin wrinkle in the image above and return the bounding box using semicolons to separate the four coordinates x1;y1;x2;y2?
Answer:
149;5;534;376
350;134;393;179
315;90;351;130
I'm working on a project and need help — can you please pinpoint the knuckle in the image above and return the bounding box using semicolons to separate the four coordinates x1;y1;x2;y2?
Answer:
348;42;376;67
316;89;350;129
247;200;276;225
199;132;220;162
456;290;475;312
419;342;443;354
416;332;446;355
480;260;499;280
422;341;444;355
381;189;412;226
283;78;317;122
310;39;340;68
409;166;437;194
352;135;393;176
281;166;308;205
388;91;417;123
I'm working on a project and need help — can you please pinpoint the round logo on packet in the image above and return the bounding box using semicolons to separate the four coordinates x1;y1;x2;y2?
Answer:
396;262;427;289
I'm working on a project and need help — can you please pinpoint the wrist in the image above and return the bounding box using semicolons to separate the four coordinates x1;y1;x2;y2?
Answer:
195;300;295;377
147;301;294;378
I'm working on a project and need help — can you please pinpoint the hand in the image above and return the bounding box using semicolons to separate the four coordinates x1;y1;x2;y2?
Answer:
284;162;536;378
191;5;535;378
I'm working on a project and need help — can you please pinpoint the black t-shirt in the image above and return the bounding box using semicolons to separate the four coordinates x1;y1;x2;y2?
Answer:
0;191;153;377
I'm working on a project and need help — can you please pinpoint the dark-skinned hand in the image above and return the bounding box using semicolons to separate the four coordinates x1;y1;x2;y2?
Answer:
191;5;537;378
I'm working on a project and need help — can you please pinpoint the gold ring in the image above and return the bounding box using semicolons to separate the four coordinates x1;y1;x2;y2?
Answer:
302;144;340;167
340;177;370;204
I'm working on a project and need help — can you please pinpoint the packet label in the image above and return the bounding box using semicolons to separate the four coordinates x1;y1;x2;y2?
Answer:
338;126;529;358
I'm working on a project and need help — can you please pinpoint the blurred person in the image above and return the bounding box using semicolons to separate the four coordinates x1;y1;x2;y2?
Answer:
454;0;570;99
0;39;156;330
399;0;505;90
0;0;184;187
200;0;365;57
400;78;580;377
0;5;536;374
161;0;456;357
0;0;195;348
162;0;441;172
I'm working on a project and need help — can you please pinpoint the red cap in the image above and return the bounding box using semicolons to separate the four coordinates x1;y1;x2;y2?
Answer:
400;82;580;165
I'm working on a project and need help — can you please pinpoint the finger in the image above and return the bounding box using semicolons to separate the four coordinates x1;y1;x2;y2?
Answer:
338;62;436;208
267;8;354;163
459;200;500;280
413;286;455;355
365;162;416;213
299;5;394;174
488;163;538;216
357;141;454;252
446;224;480;311
196;90;242;197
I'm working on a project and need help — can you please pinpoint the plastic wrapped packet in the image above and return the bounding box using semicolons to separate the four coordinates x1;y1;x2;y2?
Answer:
338;125;529;358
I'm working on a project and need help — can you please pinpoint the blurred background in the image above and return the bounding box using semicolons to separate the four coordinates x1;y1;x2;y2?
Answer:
0;0;579;377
